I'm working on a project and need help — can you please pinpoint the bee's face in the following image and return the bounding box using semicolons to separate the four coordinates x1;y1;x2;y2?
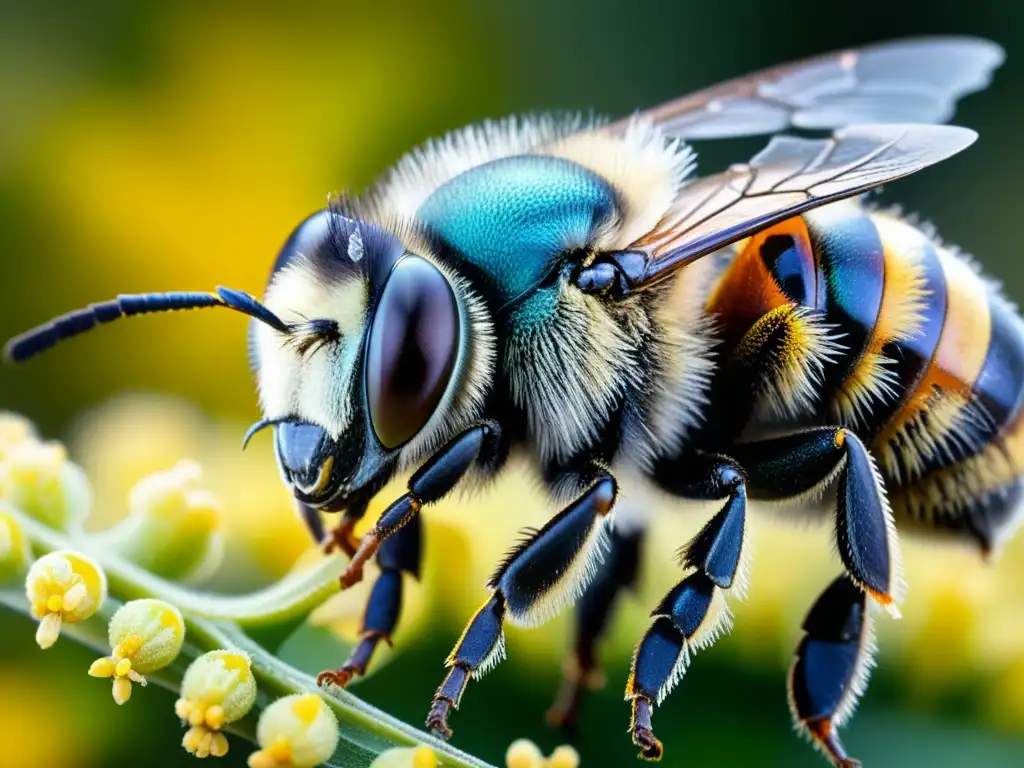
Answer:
254;210;491;510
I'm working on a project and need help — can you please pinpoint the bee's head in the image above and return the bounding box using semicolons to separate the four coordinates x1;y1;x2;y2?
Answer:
252;208;494;510
4;208;495;513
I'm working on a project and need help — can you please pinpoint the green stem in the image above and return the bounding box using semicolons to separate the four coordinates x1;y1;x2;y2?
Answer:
18;507;346;627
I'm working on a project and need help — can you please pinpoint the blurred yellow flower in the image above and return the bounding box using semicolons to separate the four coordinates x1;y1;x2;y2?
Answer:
0;411;37;459
505;739;544;768
88;599;185;705
248;693;339;768
547;745;581;768
0;439;91;530
25;550;106;649
505;738;579;768
102;458;225;583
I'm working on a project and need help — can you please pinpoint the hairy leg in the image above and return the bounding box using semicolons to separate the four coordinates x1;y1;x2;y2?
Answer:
427;472;617;740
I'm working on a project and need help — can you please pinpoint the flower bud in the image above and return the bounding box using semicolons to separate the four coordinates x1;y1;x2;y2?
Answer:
105;459;224;583
25;551;106;648
505;739;544;768
0;440;91;530
0;507;30;579
88;599;185;704
369;745;439;768
0;412;37;459
176;650;257;758
547;745;581;768
247;693;338;768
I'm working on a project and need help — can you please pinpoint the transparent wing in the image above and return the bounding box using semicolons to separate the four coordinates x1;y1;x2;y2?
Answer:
606;37;1002;139
627;123;976;290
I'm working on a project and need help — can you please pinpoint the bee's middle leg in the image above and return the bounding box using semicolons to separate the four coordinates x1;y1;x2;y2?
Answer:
317;513;422;689
426;469;617;741
628;451;748;760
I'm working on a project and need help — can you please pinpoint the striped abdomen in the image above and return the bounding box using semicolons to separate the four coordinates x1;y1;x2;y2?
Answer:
705;201;1024;553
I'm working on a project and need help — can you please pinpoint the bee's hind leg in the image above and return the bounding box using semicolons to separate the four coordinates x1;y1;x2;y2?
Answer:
317;513;422;689
546;525;643;733
427;470;617;741
789;574;875;768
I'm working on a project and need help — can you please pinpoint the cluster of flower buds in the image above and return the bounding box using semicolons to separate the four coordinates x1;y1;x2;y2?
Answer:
8;411;479;766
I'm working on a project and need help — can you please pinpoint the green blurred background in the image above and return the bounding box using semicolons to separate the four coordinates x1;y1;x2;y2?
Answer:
1;1;1023;766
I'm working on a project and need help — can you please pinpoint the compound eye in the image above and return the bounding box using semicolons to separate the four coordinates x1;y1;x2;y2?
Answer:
366;256;459;449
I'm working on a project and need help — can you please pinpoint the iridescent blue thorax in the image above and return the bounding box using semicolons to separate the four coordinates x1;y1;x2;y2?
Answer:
417;155;619;302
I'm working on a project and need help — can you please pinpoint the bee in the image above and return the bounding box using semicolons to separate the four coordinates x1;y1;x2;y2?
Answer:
5;36;1013;767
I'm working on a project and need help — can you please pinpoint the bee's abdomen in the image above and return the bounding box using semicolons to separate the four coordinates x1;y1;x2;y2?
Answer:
706;203;1024;550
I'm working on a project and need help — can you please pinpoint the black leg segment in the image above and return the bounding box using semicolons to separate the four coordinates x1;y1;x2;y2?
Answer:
295;501;325;544
732;427;904;611
317;513;423;690
788;574;875;768
338;422;498;590
628;453;748;760
427;472;617;741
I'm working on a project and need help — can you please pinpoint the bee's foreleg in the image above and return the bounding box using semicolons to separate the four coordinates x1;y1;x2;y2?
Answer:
317;514;421;690
788;574;874;768
338;422;499;589
629;453;747;760
731;427;904;611
426;472;617;741
546;526;643;733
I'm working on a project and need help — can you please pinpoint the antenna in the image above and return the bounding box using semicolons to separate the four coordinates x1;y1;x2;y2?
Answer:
4;286;291;363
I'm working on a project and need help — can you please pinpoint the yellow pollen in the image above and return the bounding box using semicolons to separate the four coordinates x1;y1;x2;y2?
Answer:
115;658;133;677
160;610;178;628
175;698;193;720
206;705;226;730
267;737;292;762
222;653;251;681
183;726;206;753
89;658;115;677
35;613;62;649
112;677;132;705
413;745;439;768
116;634;143;658
61;583;87;612
46;595;63;613
210;732;229;758
189;707;206;727
291;693;322;725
